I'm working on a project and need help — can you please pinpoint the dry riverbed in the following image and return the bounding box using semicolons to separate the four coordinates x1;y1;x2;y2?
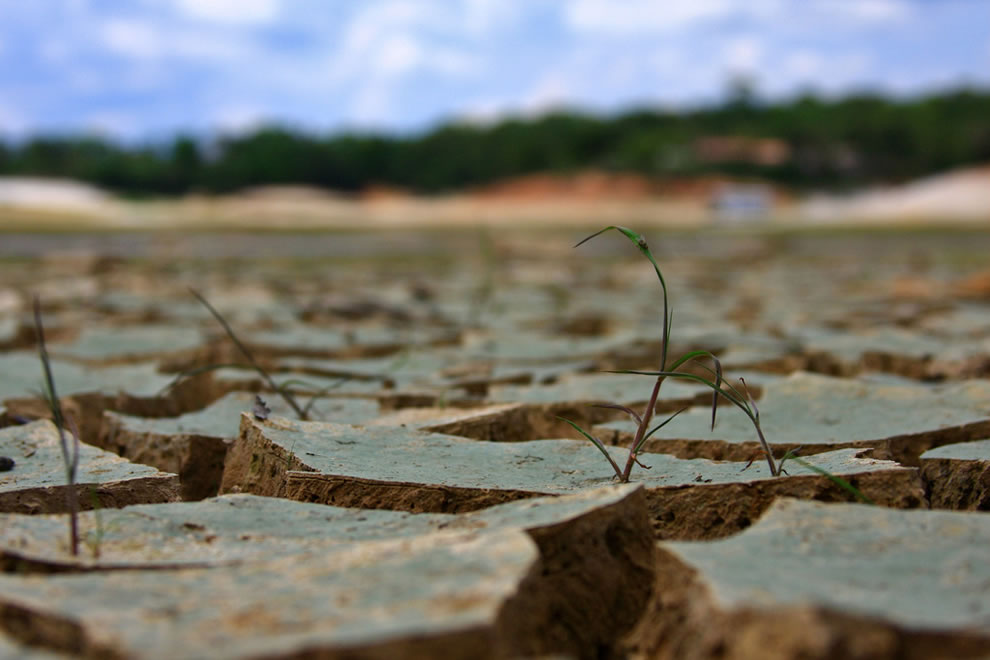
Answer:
2;227;990;659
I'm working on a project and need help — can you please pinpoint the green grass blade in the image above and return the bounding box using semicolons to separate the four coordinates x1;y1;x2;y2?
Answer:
157;362;252;396
300;379;351;417
638;407;688;451
190;287;308;420
574;225;670;367
555;416;623;480
666;350;724;430
609;369;750;413
790;456;875;505
711;358;723;431
740;377;759;421
34;295;79;556
274;378;338;393
590;403;643;426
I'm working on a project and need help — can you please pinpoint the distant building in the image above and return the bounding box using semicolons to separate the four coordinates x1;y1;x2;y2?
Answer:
694;136;791;167
709;184;774;223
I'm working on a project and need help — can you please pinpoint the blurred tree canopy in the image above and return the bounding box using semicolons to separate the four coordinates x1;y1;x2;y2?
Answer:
1;88;988;196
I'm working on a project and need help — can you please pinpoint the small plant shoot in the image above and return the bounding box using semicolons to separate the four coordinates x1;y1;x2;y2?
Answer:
189;288;313;420
34;295;81;555
559;226;782;482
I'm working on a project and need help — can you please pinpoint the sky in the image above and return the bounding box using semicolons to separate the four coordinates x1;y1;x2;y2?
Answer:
0;0;988;140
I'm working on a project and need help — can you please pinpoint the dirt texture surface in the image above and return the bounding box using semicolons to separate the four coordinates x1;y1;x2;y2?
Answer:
2;228;990;658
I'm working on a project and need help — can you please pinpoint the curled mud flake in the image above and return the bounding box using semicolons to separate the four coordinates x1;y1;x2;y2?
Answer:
252;395;271;421
0;456;14;471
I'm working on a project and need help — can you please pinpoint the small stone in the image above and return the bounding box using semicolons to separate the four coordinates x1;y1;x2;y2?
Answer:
0;456;14;471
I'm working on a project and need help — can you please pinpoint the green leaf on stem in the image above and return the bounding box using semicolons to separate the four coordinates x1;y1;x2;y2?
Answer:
555;416;624;480
638;407;689;452
780;449;875;505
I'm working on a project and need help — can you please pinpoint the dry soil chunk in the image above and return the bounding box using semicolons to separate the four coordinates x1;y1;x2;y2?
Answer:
0;352;209;445
370;402;563;441
276;354;431;389
102;392;379;500
0;631;68;659
243;323;456;359
371;371;777;441
920;439;990;510
626;498;990;660
486;371;707;406
48;324;206;364
0;531;536;659
0;485;654;659
371;399;696;443
794;326;990;379
223;414;924;539
0;420;179;514
460;327;644;364
0;496;652;660
211;365;387;396
597;372;990;465
0;352;174;402
0;485;647;568
0;317;18;349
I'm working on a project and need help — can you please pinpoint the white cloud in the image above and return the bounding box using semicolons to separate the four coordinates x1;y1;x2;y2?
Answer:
565;0;737;34
520;75;572;115
650;47;686;75
102;18;160;59
461;0;526;36
723;36;763;74
99;18;249;61
326;1;485;125
172;31;247;60
2;0;984;137
0;102;28;135
769;50;871;95
457;98;506;125
455;69;579;126
350;81;393;125
564;0;909;36
376;35;422;77
329;2;480;81
813;0;911;23
211;104;269;134
783;50;825;79
173;0;280;25
84;111;139;137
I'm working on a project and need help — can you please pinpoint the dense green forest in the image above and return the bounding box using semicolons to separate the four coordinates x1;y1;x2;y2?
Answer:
1;88;988;196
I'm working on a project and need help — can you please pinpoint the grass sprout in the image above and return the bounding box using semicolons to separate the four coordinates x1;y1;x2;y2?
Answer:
560;226;783;482
189;288;310;420
83;488;106;560
160;358;348;421
34;296;80;555
777;448;876;505
466;227;497;327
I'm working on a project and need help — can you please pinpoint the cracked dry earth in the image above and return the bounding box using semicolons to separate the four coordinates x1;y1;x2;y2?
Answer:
3;228;990;659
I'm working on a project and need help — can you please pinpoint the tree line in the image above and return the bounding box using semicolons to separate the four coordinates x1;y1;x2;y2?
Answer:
1;87;988;197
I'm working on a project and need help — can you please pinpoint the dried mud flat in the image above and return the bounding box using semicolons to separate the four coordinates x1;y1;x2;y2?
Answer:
3;228;990;658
